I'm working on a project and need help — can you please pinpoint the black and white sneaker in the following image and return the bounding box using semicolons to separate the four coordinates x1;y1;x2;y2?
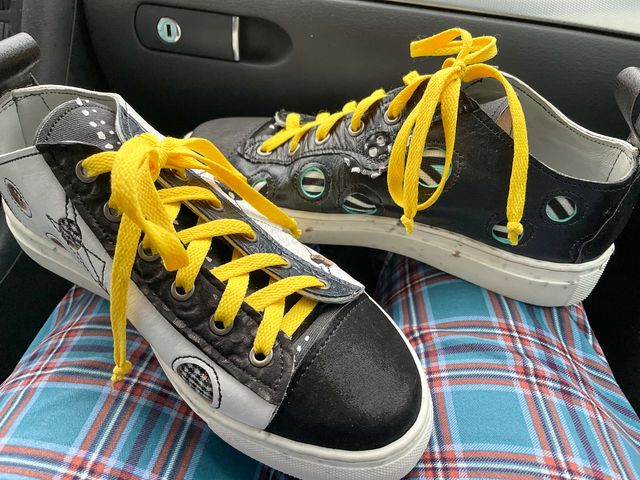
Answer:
0;34;432;480
194;28;640;307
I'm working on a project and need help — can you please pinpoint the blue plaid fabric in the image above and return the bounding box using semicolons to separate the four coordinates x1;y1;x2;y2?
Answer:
1;254;639;479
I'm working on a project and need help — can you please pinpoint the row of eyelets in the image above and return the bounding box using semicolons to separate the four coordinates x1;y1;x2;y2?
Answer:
256;112;396;157
256;107;400;158
78;160;275;369
204;253;293;367
257;144;300;156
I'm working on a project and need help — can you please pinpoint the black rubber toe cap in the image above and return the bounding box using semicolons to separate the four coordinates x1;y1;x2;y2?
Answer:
266;295;423;451
192;117;268;158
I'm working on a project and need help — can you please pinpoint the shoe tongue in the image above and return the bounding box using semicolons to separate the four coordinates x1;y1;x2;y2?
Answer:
479;96;513;137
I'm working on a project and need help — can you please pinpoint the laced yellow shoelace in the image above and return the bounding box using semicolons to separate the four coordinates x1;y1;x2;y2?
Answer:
82;133;322;384
260;28;529;245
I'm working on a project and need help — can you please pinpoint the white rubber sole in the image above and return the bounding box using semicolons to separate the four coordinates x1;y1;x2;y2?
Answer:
281;208;613;307
159;354;432;480
4;202;433;480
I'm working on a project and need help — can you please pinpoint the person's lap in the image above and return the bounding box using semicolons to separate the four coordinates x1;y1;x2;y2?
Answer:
1;254;639;480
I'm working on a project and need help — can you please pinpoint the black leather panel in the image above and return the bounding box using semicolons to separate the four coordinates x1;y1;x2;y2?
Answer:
195;96;640;264
35;99;364;302
266;294;423;450
38;143;294;404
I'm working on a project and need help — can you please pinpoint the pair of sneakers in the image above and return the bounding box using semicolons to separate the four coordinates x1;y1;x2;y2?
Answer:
1;29;638;480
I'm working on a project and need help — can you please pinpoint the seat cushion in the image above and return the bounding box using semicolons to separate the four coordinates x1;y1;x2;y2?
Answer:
1;254;639;479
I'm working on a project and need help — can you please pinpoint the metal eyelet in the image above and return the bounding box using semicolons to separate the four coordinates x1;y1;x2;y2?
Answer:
384;110;401;125
75;160;96;183
137;241;159;262
348;122;364;136
318;280;330;290
288;144;300;155
314;133;331;146
243;233;258;243
249;348;273;367
257;145;272;156
170;280;195;301
209;316;234;336
174;169;188;181
103;203;121;222
280;259;291;269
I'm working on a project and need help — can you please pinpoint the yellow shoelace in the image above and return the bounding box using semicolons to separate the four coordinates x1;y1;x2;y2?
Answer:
260;28;529;245
82;133;321;384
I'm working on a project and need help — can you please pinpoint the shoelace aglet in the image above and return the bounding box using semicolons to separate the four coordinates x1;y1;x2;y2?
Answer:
111;359;133;385
401;214;415;234
507;221;523;246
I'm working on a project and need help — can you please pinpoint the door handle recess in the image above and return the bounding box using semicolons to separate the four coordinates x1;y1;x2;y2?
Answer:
136;4;290;64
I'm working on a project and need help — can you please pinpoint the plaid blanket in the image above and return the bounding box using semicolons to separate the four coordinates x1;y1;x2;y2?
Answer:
1;254;639;479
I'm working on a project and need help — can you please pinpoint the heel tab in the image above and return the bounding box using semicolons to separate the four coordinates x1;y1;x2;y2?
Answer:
0;33;39;96
615;66;640;148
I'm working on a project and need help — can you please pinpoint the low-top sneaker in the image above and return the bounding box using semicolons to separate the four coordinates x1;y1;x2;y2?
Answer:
194;28;640;307
0;34;432;480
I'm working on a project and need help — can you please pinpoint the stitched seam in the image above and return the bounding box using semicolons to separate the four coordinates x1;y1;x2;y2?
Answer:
143;281;284;394
172;355;223;409
281;301;357;404
0;152;41;166
0;91;109;115
471;110;633;193
514;83;627;153
43;104;116;142
577;173;640;259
